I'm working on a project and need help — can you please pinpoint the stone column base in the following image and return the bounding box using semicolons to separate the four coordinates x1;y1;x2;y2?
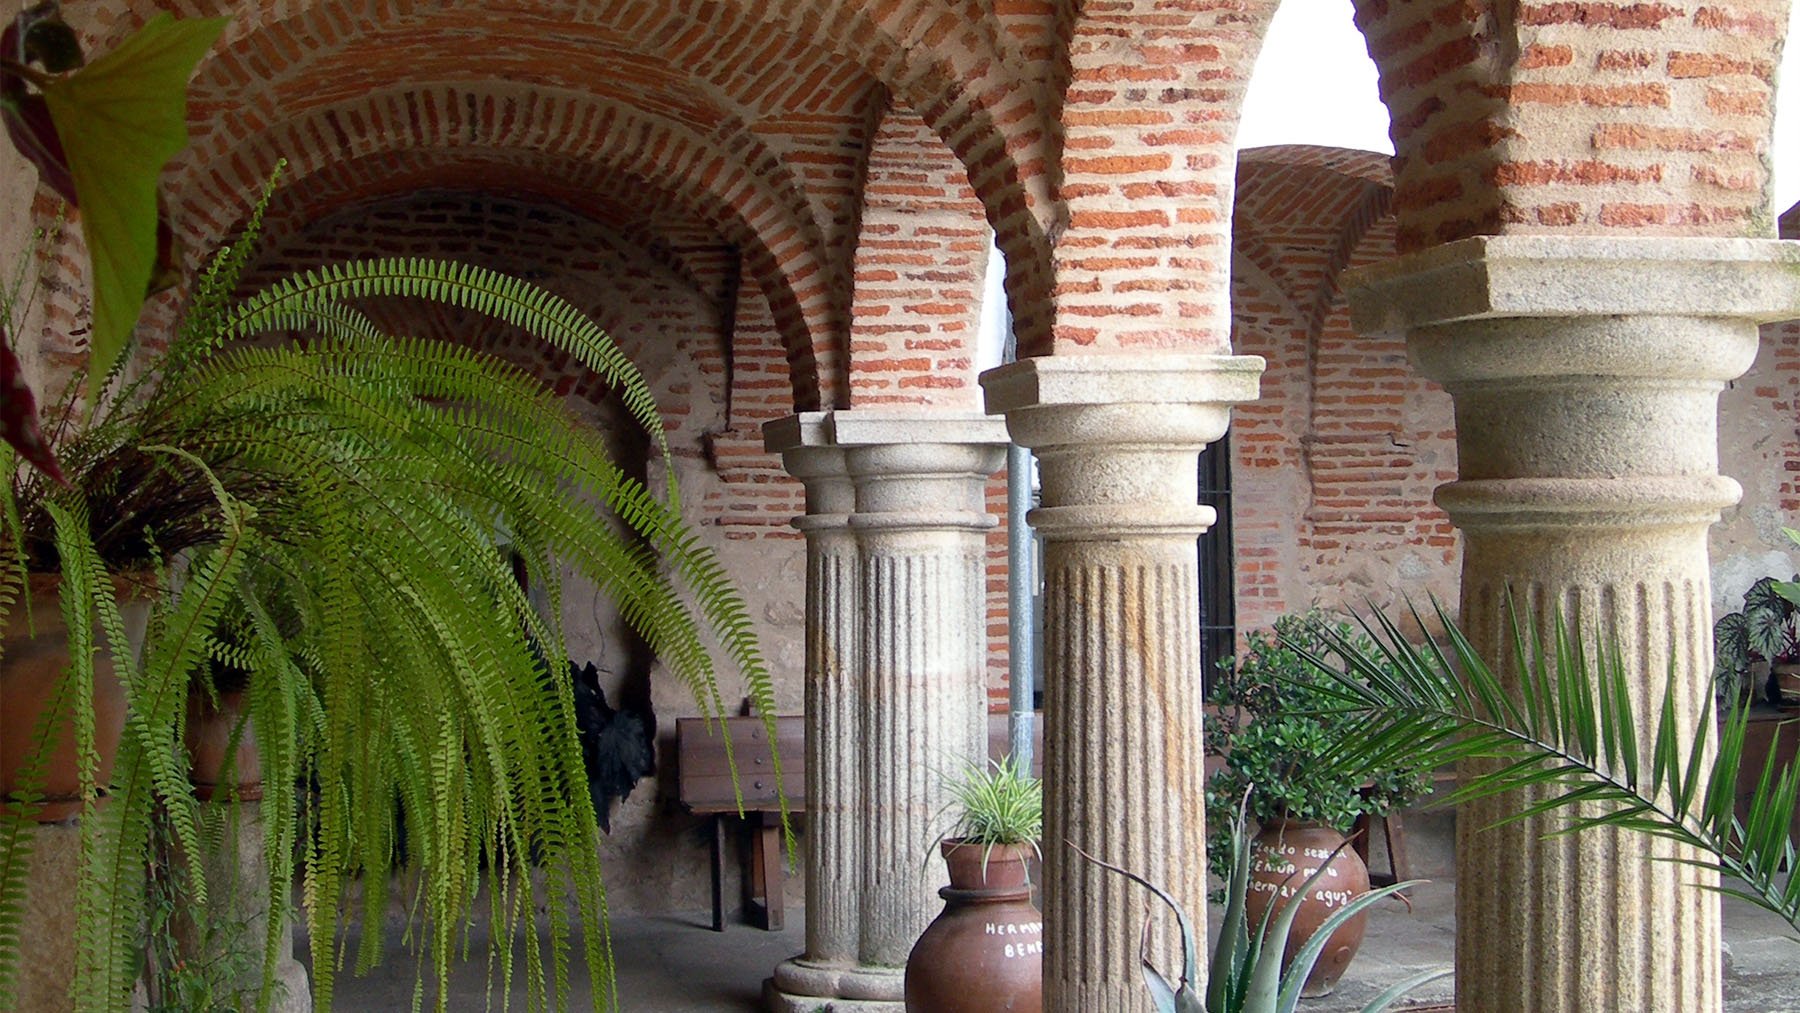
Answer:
765;956;904;1012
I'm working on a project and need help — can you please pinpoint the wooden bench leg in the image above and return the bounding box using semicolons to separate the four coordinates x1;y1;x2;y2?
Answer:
755;813;784;931
744;812;784;931
1384;809;1412;885
710;815;726;932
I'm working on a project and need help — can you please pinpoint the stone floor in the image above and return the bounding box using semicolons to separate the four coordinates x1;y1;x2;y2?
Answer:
312;880;1800;1011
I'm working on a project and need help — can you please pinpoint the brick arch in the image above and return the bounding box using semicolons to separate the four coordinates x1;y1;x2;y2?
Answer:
251;149;736;311
138;0;1059;386
239;188;731;448
1347;0;1785;251
171;85;839;408
1042;0;1284;355
1235;145;1394;341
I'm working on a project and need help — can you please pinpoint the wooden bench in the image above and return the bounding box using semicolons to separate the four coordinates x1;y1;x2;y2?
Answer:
674;715;804;932
1351;770;1458;887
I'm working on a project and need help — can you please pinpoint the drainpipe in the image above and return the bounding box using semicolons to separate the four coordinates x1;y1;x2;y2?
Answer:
1003;309;1036;772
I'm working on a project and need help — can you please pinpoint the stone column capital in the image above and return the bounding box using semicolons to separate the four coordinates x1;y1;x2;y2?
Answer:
980;354;1263;541
1344;235;1800;336
765;412;853;532
1341;239;1800;537
981;353;1264;451
770;410;1009;535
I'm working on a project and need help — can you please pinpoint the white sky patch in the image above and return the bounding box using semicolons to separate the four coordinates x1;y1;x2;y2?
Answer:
1238;0;1800;217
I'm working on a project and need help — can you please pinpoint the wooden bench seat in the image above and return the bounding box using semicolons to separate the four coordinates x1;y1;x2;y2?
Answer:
674;715;805;932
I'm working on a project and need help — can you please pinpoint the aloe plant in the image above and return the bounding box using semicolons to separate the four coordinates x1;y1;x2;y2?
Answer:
1076;798;1449;1013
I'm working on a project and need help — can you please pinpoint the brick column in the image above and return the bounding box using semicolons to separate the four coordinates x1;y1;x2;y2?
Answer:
765;411;1007;1011
982;354;1263;1013
1346;236;1800;1013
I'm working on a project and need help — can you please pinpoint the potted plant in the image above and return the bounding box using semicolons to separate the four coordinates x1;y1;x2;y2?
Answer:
1204;610;1430;997
905;757;1043;1013
1078;797;1446;1013
1713;527;1800;704
0;8;783;1011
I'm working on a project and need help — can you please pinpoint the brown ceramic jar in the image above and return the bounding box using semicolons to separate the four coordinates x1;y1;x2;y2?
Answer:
0;574;149;820
904;839;1043;1013
186;688;263;802
1244;819;1371;997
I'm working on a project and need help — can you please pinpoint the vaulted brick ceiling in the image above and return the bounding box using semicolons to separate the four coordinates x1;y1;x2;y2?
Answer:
139;0;1064;410
1231;145;1396;345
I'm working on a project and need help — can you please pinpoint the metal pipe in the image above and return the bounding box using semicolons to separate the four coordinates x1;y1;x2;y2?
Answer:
1000;294;1035;773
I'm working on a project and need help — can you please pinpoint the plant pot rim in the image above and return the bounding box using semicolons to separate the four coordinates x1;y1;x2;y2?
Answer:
941;838;1037;860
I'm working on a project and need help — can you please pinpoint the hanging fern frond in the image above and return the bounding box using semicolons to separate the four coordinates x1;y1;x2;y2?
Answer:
2;226;779;1009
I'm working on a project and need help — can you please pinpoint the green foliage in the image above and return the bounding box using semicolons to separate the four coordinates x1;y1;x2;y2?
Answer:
1075;800;1444;1013
0;210;778;1010
34;13;226;400
1303;598;1800;932
1715;526;1800;702
1205;610;1430;880
941;756;1041;848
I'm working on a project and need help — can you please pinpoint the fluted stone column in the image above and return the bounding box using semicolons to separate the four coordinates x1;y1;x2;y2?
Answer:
1346;236;1800;1013
982;355;1263;1013
766;413;866;1006
765;411;1006;1011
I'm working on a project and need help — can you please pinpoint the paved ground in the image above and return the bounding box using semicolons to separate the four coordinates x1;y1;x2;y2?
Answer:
309;880;1800;1011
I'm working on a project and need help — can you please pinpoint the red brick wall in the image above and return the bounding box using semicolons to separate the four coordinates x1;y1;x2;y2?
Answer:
847;106;989;410
1352;0;1786;250
1229;147;1461;635
1051;0;1282;355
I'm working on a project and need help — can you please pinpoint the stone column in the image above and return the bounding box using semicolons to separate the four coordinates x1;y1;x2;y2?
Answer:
765;411;1007;1011
1345;236;1800;1013
766;413;866;1004
982;355;1263;1013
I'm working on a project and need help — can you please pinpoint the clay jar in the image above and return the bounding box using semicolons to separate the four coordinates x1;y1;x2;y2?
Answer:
0;574;151;820
186;687;262;802
904;839;1043;1013
1244;819;1371;997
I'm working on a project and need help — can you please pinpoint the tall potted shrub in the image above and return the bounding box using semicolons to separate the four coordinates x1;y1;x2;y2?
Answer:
1205;610;1429;997
0;7;785;1010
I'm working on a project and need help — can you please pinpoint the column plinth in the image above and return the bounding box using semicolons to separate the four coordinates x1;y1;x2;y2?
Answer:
983;354;1264;1013
765;411;1006;1011
1346;235;1800;1013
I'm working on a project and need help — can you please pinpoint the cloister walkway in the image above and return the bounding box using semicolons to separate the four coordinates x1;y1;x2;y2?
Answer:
311;881;1800;1011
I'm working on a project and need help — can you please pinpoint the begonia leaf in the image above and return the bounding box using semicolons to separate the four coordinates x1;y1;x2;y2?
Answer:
1;336;65;485
38;12;226;399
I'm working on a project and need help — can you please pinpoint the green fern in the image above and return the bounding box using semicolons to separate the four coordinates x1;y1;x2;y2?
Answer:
1;219;781;1010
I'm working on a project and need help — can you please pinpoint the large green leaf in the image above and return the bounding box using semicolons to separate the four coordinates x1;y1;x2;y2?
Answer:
39;13;227;399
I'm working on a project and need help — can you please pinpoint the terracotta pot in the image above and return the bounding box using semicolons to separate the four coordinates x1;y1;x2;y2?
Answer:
1773;662;1800;705
904;839;1043;1013
186;688;262;802
0;573;151;821
1244;819;1370;998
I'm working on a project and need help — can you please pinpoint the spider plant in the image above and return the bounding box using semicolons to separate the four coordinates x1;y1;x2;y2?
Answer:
1298;598;1800;931
934;756;1042;875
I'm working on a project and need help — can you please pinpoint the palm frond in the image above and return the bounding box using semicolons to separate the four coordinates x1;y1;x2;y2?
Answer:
1298;596;1800;930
